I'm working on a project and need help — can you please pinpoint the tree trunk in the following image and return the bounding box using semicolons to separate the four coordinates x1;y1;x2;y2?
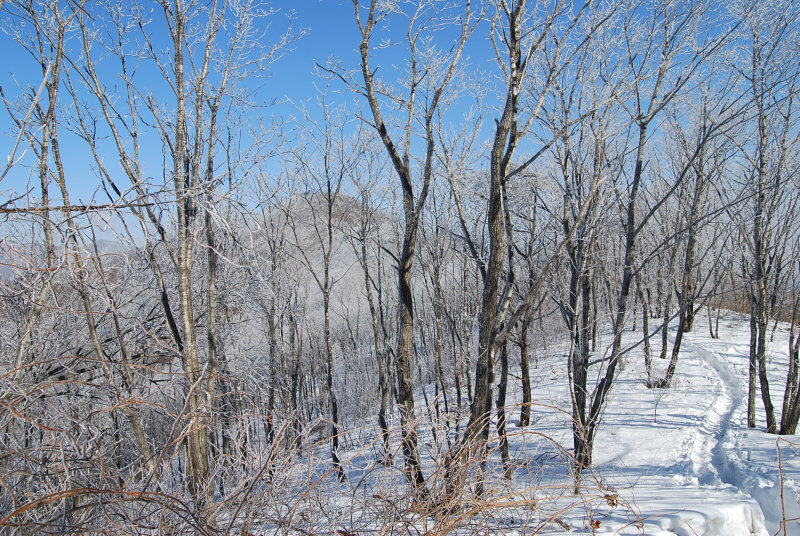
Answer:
756;315;777;433
578;117;650;486
661;152;705;387
323;249;344;478
748;309;758;428
635;266;653;383
433;273;450;440
361;237;391;458
467;0;524;456
172;3;212;510
495;338;511;478
519;319;532;428
780;301;800;434
395;246;425;489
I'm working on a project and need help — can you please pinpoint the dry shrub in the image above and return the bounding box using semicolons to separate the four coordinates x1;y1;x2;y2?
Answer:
0;367;638;535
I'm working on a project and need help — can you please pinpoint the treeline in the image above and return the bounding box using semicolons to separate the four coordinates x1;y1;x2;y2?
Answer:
1;0;799;533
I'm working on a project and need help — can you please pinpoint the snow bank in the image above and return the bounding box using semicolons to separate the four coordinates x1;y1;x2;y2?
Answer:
647;494;767;536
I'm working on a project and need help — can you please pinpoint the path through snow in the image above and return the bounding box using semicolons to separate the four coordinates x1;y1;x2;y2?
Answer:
685;327;800;536
581;326;771;535
683;338;742;487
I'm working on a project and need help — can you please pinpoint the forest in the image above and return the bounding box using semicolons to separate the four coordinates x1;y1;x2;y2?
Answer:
0;0;799;534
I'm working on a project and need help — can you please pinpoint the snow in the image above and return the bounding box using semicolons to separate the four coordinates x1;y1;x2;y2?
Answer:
536;312;797;535
445;311;797;535
682;322;800;536
265;311;799;535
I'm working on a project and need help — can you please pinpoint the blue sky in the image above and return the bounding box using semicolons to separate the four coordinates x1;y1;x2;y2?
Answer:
0;1;352;201
0;0;500;205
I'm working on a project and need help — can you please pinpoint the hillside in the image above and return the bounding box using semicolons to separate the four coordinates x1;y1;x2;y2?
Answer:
211;311;797;535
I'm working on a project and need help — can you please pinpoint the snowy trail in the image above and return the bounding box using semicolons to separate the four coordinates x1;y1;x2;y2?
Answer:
643;335;768;536
462;315;796;535
687;332;800;535
682;338;743;488
587;332;771;535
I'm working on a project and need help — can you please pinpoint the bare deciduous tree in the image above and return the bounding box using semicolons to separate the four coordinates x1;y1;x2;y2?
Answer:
345;0;479;493
733;0;800;433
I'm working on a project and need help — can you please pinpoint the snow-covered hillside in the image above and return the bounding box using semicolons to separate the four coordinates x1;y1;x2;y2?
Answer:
491;312;798;535
307;311;798;536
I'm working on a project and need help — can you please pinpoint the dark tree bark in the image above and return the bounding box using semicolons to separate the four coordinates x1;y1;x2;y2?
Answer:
518;319;532;428
350;0;476;493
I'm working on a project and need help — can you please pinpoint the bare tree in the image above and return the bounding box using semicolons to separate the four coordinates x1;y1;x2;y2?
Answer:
780;255;800;434
344;0;479;493
285;97;366;478
345;145;396;457
448;0;617;490
656;79;740;388
1;0;299;520
733;0;800;433
568;0;733;482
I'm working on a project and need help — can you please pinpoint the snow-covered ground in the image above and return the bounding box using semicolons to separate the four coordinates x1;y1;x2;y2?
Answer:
266;311;798;535
517;311;799;535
